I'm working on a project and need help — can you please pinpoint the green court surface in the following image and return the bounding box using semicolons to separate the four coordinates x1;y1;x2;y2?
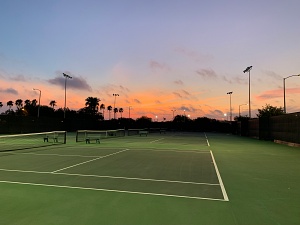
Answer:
0;132;300;225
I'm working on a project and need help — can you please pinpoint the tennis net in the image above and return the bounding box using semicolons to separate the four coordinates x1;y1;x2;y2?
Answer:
0;131;67;152
127;128;147;136
76;129;125;142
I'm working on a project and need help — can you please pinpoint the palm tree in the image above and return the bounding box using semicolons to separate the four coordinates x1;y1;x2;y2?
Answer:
100;103;105;119
107;105;112;120
0;102;3;108
119;108;124;118
24;99;31;106
7;100;13;110
15;99;23;110
31;99;37;107
85;97;100;115
49;100;57;109
114;108;118;119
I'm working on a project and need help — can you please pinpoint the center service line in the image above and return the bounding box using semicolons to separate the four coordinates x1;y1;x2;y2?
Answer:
51;149;128;173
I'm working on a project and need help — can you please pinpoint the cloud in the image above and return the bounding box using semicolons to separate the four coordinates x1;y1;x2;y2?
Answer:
256;87;300;101
222;75;247;85
149;60;170;72
255;89;282;101
264;70;282;80
0;88;18;95
174;80;184;85
181;89;190;96
173;92;182;98
48;75;92;91
195;68;217;79
9;74;27;81
175;47;213;63
134;99;141;104
205;109;224;118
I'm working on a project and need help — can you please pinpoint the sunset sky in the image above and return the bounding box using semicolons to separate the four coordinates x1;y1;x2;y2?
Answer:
1;0;300;120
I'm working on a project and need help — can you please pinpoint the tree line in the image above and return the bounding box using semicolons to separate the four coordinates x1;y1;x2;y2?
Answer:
0;97;125;120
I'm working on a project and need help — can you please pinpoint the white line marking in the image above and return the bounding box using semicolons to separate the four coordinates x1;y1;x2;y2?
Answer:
210;150;229;201
7;152;100;158
150;138;165;143
51;149;128;173
204;132;210;146
0;168;219;186
0;180;227;202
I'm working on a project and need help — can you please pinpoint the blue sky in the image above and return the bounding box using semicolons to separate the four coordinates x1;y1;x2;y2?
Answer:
1;0;300;120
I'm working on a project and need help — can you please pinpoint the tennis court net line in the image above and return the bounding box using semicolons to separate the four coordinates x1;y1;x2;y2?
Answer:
76;129;125;142
0;131;67;152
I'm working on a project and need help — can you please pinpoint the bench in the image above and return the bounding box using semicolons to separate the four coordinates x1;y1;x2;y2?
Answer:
44;136;58;143
85;137;100;144
160;129;166;134
139;130;148;136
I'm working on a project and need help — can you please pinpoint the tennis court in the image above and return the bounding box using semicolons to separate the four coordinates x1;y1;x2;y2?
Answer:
1;131;300;225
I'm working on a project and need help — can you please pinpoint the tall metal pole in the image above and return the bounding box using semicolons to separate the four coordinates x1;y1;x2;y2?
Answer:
113;93;119;119
243;66;252;118
63;73;72;119
283;74;300;113
227;92;233;121
283;78;286;113
129;106;131;119
33;88;41;118
171;109;176;120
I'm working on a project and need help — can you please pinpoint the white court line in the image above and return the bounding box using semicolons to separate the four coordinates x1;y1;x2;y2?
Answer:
7;152;100;158
210;150;229;201
51;149;128;173
204;132;210;146
128;149;210;154
150;138;165;143
0;168;219;186
0;180;227;202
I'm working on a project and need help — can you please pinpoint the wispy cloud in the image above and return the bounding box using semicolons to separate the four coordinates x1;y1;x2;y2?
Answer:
9;74;27;81
149;60;170;72
0;88;18;95
264;70;282;80
173;92;182;98
48;74;92;91
195;68;217;79
222;75;247;85
255;89;282;100
174;80;184;85
134;99;141;104
256;87;300;101
175;47;213;63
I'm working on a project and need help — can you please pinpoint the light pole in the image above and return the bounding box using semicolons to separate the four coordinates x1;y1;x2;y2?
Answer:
113;93;119;119
128;106;131;119
243;66;252;118
171;109;176;120
283;74;300;113
239;104;248;117
33;88;41;118
63;73;72;119
227;91;233;121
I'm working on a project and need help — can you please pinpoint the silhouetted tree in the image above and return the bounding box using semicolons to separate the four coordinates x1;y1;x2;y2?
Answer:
107;105;112;120
119;108;123;118
15;99;23;110
7;100;13;110
85;97;100;115
100;103;105;119
114;108;118;119
49;100;57;109
257;104;285;118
